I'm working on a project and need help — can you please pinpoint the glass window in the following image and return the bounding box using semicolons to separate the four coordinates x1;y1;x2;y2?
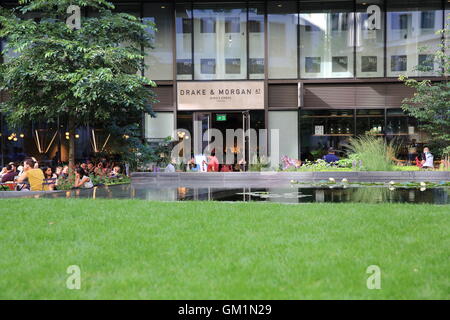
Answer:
249;3;265;79
193;2;247;80
387;0;443;77
356;109;385;136
299;109;354;160
176;3;193;80
145;112;174;140
300;1;354;79
143;3;174;80
356;1;384;77
386;108;429;161
268;1;298;79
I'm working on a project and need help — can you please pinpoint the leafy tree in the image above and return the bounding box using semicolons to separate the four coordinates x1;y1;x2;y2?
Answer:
0;0;157;170
399;16;450;160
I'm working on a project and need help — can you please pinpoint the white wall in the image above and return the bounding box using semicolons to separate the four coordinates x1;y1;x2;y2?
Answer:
268;111;299;160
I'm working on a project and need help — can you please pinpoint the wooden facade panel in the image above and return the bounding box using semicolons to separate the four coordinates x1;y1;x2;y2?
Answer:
268;84;298;109
304;83;415;109
385;84;415;108
303;85;356;109
152;86;174;111
355;84;386;108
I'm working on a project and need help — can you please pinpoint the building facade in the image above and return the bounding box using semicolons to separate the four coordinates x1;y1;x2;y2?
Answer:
1;0;449;166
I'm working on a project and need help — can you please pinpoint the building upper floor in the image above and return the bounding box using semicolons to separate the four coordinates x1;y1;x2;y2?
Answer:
1;0;449;81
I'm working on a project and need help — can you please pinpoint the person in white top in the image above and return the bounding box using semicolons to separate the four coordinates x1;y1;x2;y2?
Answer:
74;168;94;188
421;147;434;169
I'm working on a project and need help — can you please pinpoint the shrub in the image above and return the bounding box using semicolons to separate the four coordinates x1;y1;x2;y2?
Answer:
346;135;397;171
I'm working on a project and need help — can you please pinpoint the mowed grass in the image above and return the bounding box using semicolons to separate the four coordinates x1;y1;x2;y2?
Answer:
0;199;448;300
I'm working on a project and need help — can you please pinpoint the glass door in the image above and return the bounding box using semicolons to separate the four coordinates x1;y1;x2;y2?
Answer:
242;111;251;171
193;112;211;156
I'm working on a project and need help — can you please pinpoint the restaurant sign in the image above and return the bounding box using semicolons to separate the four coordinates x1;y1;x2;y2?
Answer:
177;81;264;110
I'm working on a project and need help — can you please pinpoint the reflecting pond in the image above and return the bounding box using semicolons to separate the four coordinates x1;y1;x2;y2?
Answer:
20;184;450;204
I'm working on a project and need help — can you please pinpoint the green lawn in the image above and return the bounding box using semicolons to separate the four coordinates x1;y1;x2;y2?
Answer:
0;199;448;300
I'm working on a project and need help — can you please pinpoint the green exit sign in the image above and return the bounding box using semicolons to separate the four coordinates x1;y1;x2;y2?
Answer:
216;114;227;121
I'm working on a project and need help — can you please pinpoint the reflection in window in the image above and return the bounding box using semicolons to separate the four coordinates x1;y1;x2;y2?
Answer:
356;1;384;77
418;54;434;72
305;57;321;73
268;1;298;79
225;17;240;33
177;59;193;75
361;56;378;72
387;0;443;77
421;11;435;29
391;55;407;72
200;17;216;33
249;3;265;79
225;58;241;74
300;1;354;78
200;59;216;74
332;56;348;72
144;3;174;80
193;3;247;80
249;58;264;75
176;3;193;80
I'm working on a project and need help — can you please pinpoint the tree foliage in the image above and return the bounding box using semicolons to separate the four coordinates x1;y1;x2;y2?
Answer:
0;0;157;166
399;16;450;156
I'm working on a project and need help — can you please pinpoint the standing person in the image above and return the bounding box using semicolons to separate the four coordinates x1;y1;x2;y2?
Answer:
207;151;219;172
16;158;46;191
421;147;434;169
74;168;94;189
323;147;340;163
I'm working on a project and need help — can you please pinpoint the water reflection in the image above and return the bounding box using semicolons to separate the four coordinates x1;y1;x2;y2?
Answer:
26;184;450;204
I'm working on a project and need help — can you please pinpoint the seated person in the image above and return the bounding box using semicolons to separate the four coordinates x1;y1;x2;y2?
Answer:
421;147;434;169
165;161;176;173
187;158;199;172
60;165;69;179
220;164;232;172
55;166;63;177
74;168;94;189
323;148;340;163
87;162;95;175
42;166;57;190
16;158;46;191
1;164;18;183
109;166;121;178
94;162;107;176
0;166;8;178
